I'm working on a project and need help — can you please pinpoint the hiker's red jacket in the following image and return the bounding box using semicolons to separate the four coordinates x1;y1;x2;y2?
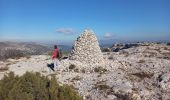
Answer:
53;48;58;58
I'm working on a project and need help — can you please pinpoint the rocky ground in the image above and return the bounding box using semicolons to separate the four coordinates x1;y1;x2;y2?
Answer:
0;43;170;100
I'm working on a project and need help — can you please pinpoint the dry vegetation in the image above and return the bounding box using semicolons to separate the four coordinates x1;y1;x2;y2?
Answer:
132;71;154;79
71;76;82;82
137;59;145;63
0;72;82;100
119;51;129;57
94;66;107;74
0;66;9;72
69;64;76;70
108;56;113;60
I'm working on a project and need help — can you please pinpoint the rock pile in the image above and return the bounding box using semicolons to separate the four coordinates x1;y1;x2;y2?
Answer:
70;29;104;66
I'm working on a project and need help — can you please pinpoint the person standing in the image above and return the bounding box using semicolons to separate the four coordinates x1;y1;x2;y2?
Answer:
53;45;59;69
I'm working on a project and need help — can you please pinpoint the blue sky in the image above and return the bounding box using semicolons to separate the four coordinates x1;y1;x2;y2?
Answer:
0;0;170;44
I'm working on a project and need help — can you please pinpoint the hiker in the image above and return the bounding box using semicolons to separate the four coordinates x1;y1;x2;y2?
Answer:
53;45;59;69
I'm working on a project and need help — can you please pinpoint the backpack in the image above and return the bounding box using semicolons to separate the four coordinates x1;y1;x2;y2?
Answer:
57;49;61;58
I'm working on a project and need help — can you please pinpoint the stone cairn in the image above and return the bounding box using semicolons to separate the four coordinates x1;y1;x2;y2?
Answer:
70;29;104;67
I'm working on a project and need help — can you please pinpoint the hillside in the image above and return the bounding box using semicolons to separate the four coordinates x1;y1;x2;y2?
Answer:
0;43;170;100
0;42;51;60
0;30;170;100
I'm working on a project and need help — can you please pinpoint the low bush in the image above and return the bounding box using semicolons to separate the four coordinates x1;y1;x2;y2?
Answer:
131;71;154;80
102;48;111;52
74;68;79;73
93;81;111;92
71;76;81;82
0;72;82;100
108;56;113;60
119;51;129;57
94;84;111;91
81;69;85;73
94;67;107;74
0;66;9;72
138;59;145;63
26;56;31;59
69;64;76;70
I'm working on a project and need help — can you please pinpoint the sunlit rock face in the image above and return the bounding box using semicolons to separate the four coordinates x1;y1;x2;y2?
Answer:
70;29;104;66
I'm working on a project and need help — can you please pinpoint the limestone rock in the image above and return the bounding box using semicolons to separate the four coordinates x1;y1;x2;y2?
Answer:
127;93;141;100
159;73;170;92
107;95;117;100
70;29;104;66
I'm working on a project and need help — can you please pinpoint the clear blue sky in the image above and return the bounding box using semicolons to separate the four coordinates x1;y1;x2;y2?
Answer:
0;0;170;44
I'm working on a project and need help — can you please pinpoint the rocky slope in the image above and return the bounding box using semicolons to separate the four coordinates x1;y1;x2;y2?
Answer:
0;30;170;100
0;43;170;100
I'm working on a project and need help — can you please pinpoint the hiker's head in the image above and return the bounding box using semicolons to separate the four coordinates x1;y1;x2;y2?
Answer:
54;45;58;49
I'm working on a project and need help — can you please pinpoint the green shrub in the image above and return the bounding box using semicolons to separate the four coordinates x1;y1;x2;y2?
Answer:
0;72;82;100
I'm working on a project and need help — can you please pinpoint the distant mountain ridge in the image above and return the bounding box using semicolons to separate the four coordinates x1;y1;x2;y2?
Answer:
39;43;72;52
0;42;72;60
0;42;51;60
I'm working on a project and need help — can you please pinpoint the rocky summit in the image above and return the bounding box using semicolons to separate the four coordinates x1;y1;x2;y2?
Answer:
70;29;104;67
1;32;170;100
